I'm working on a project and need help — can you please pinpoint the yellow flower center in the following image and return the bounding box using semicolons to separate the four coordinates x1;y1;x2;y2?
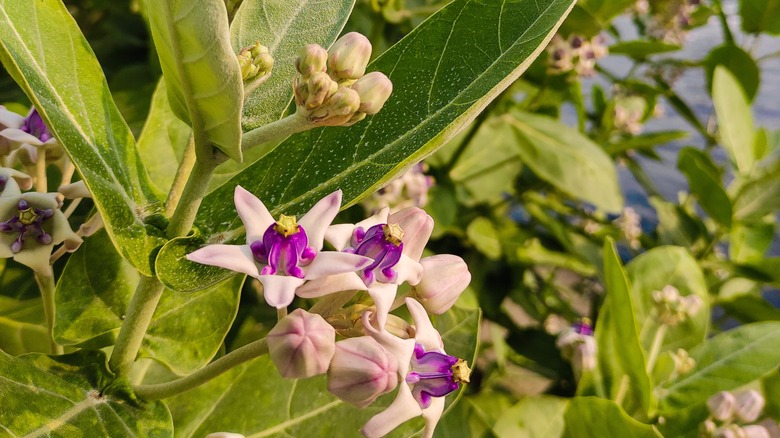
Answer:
382;223;404;246
451;359;471;384
18;208;38;225
274;214;299;237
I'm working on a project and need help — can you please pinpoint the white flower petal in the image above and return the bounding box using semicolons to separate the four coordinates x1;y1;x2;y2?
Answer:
258;275;305;308
58;181;91;199
296;272;366;298
0;128;44;147
0;168;32;193
362;310;415;376
421;397;446;438
395;255;423;286
405;298;442;351
361;384;422;438
186;244;259;278
358;207;390;231
14;242;54;276
324;223;355;251
303;251;371;279
51;210;82;251
299;190;342;250
234;186;274;243
367;282;399;330
0;107;25;129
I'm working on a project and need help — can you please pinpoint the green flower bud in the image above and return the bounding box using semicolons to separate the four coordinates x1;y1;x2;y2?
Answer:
296;44;328;78
305;72;338;109
327;32;372;80
328;87;361;116
351;72;393;115
238;42;273;82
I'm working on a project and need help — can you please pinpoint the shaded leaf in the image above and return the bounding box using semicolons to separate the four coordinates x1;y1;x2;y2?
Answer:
0;296;49;355
609;40;681;59
705;45;760;101
677;147;731;227
740;0;780;34
563;397;660;438
494;395;569;438
712;66;756;174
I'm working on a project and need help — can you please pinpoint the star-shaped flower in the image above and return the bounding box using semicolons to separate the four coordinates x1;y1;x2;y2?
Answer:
0;107;64;166
186;186;372;308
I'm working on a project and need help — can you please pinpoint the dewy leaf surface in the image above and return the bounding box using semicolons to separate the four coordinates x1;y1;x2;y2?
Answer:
0;349;172;436
156;0;577;292
165;306;480;437
146;0;244;161
0;0;165;275
231;0;356;130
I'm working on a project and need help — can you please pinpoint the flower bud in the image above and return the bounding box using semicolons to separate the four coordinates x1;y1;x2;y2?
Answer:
743;425;772;438
238;41;274;82
305;72;338;109
328;86;361;116
671;348;695;375
412;254;470;314
296;44;328;78
717;425;744;438
238;50;259;80
351;72;393;115
328;337;399;407
707;391;736;422
759;420;780;438
267;309;336;379
734;389;765;423
327;32;372;80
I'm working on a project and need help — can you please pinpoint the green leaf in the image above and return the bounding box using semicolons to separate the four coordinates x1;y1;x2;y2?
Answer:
677;147;732;227
626;247;709;352
719;293;780;323
0;0;165;276
578;239;653;418
231;0;355;130
155;0;578;292
563;397;661;438
730;220;775;264
0;349;172;436
606;130;688;155
740;0;780;34
705;45;760;101
146;0;243;161
506;111;623;213
467;217;502;260
0;296;49;355
659;322;780;412
138;80;191;192
516;238;597;276
167;306;480;437
609;40;681;59
733;169;780;222
494;395;569;438
54;230;242;375
712;66;757;174
576;0;635;22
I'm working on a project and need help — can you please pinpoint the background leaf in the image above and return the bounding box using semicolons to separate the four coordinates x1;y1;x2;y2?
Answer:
562;397;661;438
740;0;780;35
0;349;172;436
0;0;165;275
712;66;757;174
677;147;732;227
231;0;356;130
0;295;49;355
155;0;578;292
493;395;569;438
146;0;243;161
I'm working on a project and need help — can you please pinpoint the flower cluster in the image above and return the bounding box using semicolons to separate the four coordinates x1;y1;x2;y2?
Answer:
237;41;274;82
704;390;779;438
293;32;393;126
363;163;435;214
634;0;702;44
652;284;703;326
546;34;608;77
0;106;67;174
187;187;472;437
614;206;642;250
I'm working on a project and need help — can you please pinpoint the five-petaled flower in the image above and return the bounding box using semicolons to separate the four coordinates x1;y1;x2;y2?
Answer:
0;107;64;167
186;186;372;308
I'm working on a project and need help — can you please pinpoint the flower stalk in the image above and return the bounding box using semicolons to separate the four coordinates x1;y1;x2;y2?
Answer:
34;271;62;354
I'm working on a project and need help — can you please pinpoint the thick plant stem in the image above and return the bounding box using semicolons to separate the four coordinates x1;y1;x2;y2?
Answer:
34;272;62;354
133;338;269;400
166;158;218;239
646;324;668;374
109;276;165;376
241;112;311;154
164;136;197;216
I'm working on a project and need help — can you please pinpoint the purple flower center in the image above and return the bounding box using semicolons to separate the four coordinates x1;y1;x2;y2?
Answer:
572;321;593;336
347;223;404;286
405;344;470;409
20;109;52;142
249;214;316;278
0;199;54;253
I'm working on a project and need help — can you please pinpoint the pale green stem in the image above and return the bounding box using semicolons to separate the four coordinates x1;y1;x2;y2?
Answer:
614;375;630;406
241;112;312;155
646;324;668;374
277;307;288;320
164;136;197;216
108;275;165;376
165;158;218;239
35;148;47;193
34;272;62;354
133;338;268;400
309;290;357;318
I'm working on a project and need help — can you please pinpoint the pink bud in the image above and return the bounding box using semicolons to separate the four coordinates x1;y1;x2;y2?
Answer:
296;44;328;78
735;389;766;423
267;309;336;379
327;337;399;408
412;255;470;314
388;207;433;261
351;72;393;115
327;32;372;80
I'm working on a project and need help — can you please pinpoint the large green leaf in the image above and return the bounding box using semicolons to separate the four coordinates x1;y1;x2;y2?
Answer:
54;230;242;375
713;66;757;175
0;349;172;436
562;397;660;438
677;148;732;227
155;0;578;292
578;239;653;418
626;246;709;353
0;0;165;276
506;111;623;213
146;0;243;161
740;0;780;34
231;0;355;130
0;295;49;355
658;322;780;412
166;306;480;437
493;395;569;438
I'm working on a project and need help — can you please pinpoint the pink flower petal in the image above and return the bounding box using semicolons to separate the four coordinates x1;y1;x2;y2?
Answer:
362;311;415;376
234;186;274;243
405;298;443;351
421;397;446;438
361;384;422;438
0;128;44;147
258;275;305;308
367;282;399;330
324;224;355;251
296;272;366;298
299;190;342;250
394;255;423;286
186;244;259;278
303;251;371;280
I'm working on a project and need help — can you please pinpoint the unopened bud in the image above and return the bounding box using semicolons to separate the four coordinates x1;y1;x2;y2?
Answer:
305;72;338;109
238;50;259;80
267;309;336;379
412;255;471;314
716;425;745;438
671;348;695;375
707;391;736;422
351;72;393;115
327;32;372;80
238;42;274;82
327;337;399;407
296;44;328;78
759;420;780;438
328;86;361;116
734;389;765;423
743;426;772;438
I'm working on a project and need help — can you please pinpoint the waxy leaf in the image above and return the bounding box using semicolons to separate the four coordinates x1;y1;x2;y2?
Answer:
232;0;356;130
0;349;172;436
54;230;242;375
0;0;165;275
713;66;756;174
165;306;480;437
677;148;732;227
0;295;49;355
493;395;569;438
146;0;244;161
740;0;780;35
563;397;661;438
156;0;578;292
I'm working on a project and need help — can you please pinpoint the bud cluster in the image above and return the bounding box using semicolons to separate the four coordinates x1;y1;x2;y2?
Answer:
652;285;703;326
703;390;778;438
634;0;703;44
614;206;642;250
613;93;648;135
293;32;393;126
237;41;274;82
363;163;435;214
546;34;608;77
